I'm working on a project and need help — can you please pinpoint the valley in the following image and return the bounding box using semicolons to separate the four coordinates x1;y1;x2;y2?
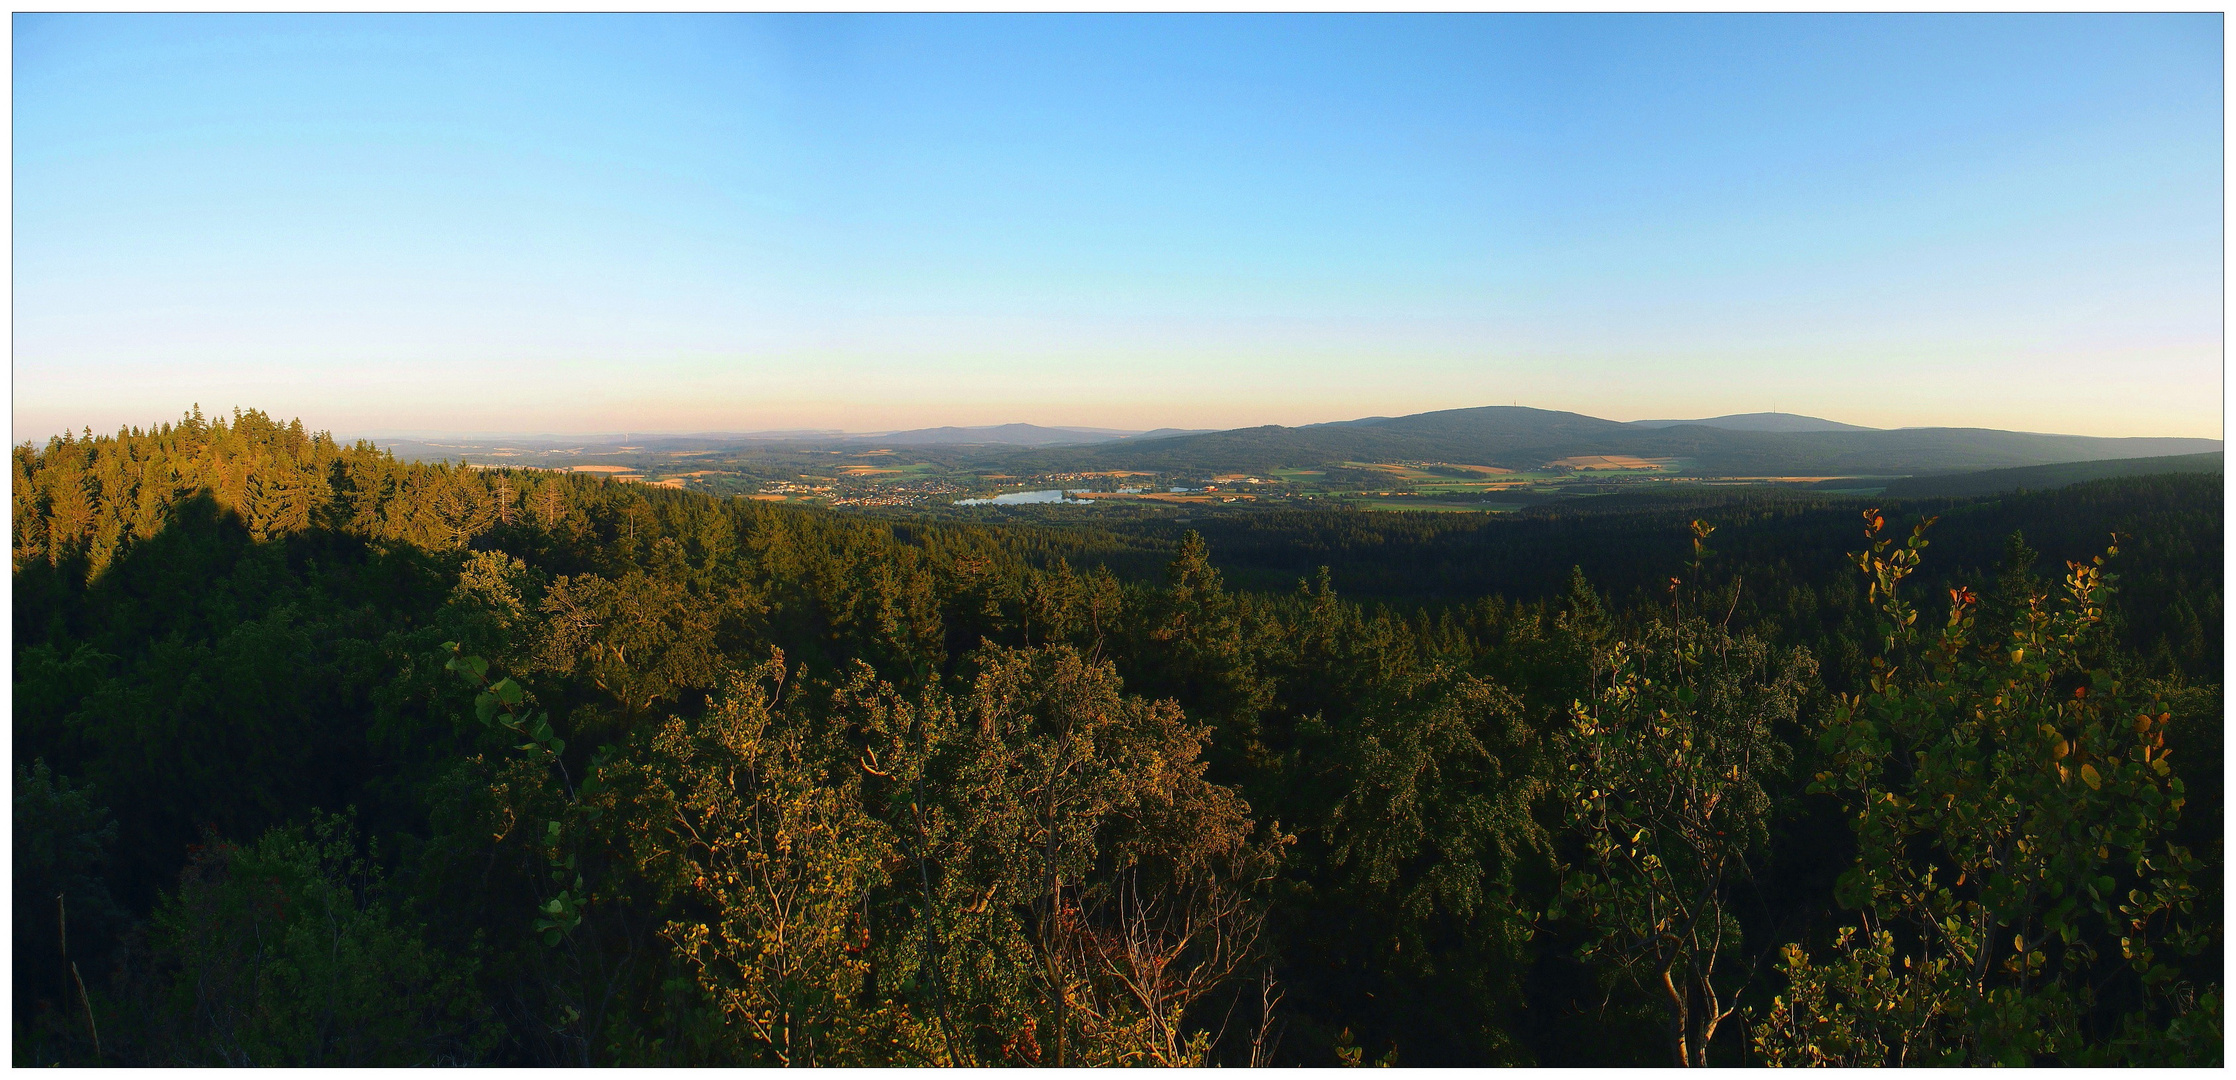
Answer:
379;406;2219;517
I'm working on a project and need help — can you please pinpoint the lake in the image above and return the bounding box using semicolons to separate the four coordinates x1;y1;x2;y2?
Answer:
954;489;1093;506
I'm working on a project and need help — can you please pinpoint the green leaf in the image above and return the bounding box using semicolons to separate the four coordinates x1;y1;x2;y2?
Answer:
491;677;524;705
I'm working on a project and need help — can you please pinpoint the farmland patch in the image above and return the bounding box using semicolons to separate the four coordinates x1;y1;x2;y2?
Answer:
1549;455;1676;471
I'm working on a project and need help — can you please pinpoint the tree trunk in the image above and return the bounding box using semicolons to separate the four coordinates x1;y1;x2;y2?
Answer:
1688;977;1716;1067
1661;967;1691;1066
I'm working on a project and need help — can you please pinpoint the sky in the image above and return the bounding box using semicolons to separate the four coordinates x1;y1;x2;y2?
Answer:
12;13;2226;441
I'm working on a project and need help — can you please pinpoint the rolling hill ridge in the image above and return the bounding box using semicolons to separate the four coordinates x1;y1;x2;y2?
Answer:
1015;406;2220;476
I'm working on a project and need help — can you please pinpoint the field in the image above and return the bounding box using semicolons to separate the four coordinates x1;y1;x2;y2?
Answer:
1548;454;1677;470
1073;490;1251;505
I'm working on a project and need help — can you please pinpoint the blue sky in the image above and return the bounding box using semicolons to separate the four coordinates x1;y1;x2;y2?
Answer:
13;13;2224;439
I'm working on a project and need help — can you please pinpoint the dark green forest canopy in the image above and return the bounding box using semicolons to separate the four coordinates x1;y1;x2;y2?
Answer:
1877;451;2224;499
13;410;2223;1066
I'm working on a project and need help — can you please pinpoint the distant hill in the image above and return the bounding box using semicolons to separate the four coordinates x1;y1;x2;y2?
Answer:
1627;412;1876;433
372;423;1220;463
1114;427;1217;442
856;423;1143;447
1876;451;2224;499
1031;405;2222;476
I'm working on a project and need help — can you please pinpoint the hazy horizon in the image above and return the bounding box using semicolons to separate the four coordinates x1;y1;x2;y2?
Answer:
17;401;2224;448
15;14;2225;443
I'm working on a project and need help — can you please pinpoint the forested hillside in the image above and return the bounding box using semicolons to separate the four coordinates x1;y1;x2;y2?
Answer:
14;409;2222;1066
1015;405;2222;476
1878;451;2226;499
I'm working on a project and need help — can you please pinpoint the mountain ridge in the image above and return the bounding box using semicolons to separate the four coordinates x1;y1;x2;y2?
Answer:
1626;412;1877;433
364;404;2219;480
1011;405;2221;477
